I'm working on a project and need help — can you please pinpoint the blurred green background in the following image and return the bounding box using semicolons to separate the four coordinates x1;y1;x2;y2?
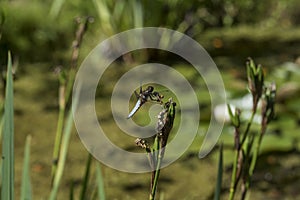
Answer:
0;0;300;199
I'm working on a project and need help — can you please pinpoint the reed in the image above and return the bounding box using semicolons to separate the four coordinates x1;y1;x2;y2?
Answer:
1;52;15;200
227;58;276;200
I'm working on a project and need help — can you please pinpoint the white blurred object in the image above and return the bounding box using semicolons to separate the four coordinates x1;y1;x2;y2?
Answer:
274;62;300;79
214;94;261;124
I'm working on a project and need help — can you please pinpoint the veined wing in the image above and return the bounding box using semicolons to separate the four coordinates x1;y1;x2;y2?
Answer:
127;99;142;119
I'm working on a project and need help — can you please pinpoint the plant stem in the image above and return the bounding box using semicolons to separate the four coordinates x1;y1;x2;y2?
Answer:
80;153;93;200
228;150;239;200
49;90;79;200
150;138;164;200
50;17;92;184
239;109;256;147
245;117;267;191
51;86;65;183
228;108;257;200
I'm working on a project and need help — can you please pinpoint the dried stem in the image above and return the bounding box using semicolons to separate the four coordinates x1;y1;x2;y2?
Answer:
51;16;93;184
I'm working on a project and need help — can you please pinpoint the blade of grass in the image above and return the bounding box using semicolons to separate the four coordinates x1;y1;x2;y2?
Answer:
112;1;126;22
49;0;66;18
214;144;223;200
0;93;3;182
51;83;66;183
131;0;143;28
69;181;74;200
80;153;92;200
0;115;4;180
0;116;4;142
1;51;14;200
92;0;114;35
51;17;91;183
96;163;106;200
20;135;32;200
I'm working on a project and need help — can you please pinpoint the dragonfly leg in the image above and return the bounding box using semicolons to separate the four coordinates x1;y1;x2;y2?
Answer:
134;91;139;99
150;92;164;103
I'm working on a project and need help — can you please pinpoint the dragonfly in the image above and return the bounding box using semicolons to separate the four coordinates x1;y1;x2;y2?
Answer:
127;85;164;119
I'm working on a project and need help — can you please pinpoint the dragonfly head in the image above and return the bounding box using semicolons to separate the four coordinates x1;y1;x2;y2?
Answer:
146;86;154;92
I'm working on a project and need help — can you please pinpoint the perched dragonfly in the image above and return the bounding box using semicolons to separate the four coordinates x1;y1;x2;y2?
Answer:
127;86;164;119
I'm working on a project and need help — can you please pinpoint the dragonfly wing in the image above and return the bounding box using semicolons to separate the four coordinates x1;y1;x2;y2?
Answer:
127;99;142;119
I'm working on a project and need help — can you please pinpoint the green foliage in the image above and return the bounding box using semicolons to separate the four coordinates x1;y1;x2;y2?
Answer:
92;0;145;36
1;51;14;200
0;1;299;199
80;153;92;200
227;104;240;128
1;0;300;64
96;163;106;200
49;0;66;19
20;135;32;200
1;4;45;62
51;16;92;186
228;58;276;200
0;1;79;64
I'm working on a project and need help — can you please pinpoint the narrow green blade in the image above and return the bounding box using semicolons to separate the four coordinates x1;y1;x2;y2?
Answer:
214;144;223;200
69;181;74;200
49;0;66;18
20;135;32;200
96;163;105;200
1;51;15;200
80;153;92;200
131;0;143;28
49;90;79;200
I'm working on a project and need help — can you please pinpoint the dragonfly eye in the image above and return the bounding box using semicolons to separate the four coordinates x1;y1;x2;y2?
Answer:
147;86;154;92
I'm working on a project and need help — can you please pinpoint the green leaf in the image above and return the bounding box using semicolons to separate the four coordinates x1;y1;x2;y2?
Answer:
227;104;234;120
49;0;66;18
131;0;143;28
80;153;92;200
96;163;106;200
69;181;74;200
92;0;114;34
1;51;15;200
20;135;32;200
227;104;239;127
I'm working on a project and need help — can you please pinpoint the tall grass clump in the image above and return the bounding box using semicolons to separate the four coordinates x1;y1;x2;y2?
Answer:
225;58;276;200
0;19;106;200
1;48;106;200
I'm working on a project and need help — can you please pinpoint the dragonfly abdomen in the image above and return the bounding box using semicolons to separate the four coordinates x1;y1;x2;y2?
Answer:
127;99;142;119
